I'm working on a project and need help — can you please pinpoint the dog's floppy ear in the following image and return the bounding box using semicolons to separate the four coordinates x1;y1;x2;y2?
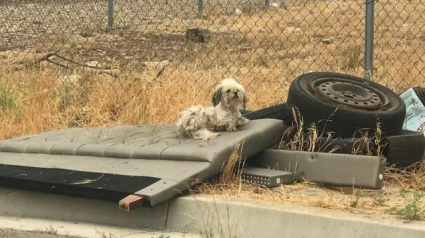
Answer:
212;86;222;106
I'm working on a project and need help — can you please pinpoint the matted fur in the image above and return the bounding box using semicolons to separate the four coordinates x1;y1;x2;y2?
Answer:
176;78;250;140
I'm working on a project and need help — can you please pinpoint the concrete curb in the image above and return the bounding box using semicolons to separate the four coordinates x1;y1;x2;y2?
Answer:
167;196;425;238
1;188;424;238
0;215;201;238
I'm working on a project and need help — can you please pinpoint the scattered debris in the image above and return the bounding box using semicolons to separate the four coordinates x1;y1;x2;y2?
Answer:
119;194;145;211
271;2;280;8
235;8;243;15
62;74;82;83
29;50;60;68
185;28;211;43
242;167;301;188
285;26;302;33
208;25;239;34
141;60;169;68
85;61;101;68
250;149;386;189
400;87;425;135
141;60;170;78
257;27;266;33
321;37;334;45
24;51;119;77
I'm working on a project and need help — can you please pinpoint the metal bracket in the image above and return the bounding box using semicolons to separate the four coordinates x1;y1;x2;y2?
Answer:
242;167;302;188
249;149;386;189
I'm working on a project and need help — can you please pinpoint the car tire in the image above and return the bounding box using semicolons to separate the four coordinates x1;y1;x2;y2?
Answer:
315;137;373;154
287;72;406;138
385;130;425;167
315;130;424;167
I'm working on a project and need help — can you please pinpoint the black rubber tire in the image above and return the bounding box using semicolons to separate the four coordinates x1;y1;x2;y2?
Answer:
316;130;424;168
385;130;425;167
242;103;293;125
287;72;406;138
315;137;374;154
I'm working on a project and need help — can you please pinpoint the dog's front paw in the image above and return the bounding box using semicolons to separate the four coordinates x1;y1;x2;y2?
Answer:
237;117;250;126
202;132;220;141
226;125;237;132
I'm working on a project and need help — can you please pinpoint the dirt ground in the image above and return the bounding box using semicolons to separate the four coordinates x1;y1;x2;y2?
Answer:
1;0;425;93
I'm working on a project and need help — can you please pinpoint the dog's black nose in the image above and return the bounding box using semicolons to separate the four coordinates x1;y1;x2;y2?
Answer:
233;92;238;97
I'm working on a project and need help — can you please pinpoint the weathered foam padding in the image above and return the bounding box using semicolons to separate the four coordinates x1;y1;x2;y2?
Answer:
0;119;284;206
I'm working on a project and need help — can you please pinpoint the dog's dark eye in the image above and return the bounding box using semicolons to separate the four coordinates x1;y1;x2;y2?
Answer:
226;89;231;93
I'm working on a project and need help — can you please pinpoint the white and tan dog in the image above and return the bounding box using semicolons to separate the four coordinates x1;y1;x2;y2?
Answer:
176;78;250;140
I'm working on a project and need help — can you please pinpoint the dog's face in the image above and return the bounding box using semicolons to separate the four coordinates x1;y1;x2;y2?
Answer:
212;78;247;110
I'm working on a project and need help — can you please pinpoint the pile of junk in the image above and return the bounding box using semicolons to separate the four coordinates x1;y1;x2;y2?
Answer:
244;72;425;168
0;72;424;210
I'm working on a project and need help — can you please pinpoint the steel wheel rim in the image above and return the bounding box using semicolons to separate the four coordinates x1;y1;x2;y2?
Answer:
310;77;389;110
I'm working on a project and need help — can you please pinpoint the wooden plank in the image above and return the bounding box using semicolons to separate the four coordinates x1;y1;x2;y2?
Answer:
119;194;144;211
0;164;160;203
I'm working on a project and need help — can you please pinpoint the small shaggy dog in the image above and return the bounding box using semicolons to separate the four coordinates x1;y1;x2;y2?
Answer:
176;78;250;140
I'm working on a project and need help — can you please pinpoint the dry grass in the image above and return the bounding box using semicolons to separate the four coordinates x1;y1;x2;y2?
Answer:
277;108;386;156
219;143;245;185
278;108;339;153
0;62;287;139
386;163;425;191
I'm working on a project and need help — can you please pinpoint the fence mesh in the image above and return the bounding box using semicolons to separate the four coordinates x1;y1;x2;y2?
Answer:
374;0;425;90
0;0;424;138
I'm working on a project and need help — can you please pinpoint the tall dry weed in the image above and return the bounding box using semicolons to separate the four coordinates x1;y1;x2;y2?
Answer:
219;142;245;185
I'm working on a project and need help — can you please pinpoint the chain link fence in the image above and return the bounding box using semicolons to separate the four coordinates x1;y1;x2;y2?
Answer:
0;0;424;135
374;0;425;90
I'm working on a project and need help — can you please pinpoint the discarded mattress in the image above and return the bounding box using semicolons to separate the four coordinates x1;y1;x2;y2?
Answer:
0;119;283;207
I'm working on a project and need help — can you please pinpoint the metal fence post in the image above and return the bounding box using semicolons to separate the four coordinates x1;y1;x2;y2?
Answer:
108;0;114;27
198;0;203;18
365;0;375;81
